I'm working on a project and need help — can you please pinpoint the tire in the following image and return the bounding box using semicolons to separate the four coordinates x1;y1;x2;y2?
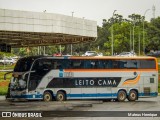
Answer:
128;90;137;101
117;90;126;102
43;91;53;102
56;91;66;101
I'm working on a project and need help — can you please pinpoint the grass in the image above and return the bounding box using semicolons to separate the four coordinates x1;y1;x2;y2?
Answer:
0;64;14;95
0;86;8;95
158;80;160;93
0;72;12;80
0;81;9;95
0;64;15;70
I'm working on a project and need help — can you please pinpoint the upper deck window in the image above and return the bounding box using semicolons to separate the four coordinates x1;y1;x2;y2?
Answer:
14;57;156;72
140;59;156;69
14;58;34;72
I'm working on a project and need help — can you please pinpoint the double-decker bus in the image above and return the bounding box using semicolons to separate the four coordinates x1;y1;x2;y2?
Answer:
5;56;158;102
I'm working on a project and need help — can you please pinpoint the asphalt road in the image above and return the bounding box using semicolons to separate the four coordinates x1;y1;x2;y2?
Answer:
0;97;159;120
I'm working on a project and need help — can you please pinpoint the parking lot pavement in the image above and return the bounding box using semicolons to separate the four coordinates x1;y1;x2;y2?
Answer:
0;100;103;111
0;97;159;120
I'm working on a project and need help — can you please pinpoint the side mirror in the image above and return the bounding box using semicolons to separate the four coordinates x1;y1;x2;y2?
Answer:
4;71;13;80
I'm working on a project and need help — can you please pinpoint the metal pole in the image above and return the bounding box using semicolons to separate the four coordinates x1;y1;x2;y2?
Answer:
40;46;41;55
44;46;45;55
71;44;72;55
130;26;132;51
71;12;74;55
38;46;39;55
3;54;5;69
143;9;150;54
60;45;62;54
27;46;29;56
133;24;135;52
139;29;140;56
111;23;113;55
111;10;117;56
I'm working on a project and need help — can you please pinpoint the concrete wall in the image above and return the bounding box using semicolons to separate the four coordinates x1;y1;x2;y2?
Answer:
0;9;97;37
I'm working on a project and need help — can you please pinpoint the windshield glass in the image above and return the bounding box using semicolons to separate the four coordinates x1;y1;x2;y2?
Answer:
14;57;35;72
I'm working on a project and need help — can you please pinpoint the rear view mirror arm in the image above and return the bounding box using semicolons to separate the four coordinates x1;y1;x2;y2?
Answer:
22;71;35;80
4;71;13;80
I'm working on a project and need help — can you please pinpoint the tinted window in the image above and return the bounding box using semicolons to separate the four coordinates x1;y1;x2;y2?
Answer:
38;59;156;70
140;59;156;69
31;59;54;76
14;58;34;72
126;60;139;69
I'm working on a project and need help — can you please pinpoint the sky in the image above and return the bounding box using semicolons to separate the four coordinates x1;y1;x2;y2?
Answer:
0;0;159;26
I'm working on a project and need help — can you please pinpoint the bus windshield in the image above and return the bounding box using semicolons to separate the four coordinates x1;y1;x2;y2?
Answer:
14;57;35;72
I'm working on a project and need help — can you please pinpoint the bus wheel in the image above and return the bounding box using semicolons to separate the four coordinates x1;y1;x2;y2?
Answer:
43;91;53;102
128;90;137;101
56;91;66;101
117;90;126;102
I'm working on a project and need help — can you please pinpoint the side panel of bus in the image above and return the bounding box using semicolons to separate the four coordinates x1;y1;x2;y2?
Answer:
36;57;158;100
142;72;158;97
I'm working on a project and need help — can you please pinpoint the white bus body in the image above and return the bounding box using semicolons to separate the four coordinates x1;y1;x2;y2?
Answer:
6;56;158;102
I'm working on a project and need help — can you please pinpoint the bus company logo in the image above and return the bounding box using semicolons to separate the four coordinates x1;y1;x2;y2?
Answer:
2;112;11;117
122;73;141;86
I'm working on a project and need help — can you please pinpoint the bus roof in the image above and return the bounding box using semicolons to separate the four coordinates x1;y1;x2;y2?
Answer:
69;56;157;60
23;55;157;60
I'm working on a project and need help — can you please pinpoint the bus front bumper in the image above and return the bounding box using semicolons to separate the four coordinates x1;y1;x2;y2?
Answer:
10;91;43;100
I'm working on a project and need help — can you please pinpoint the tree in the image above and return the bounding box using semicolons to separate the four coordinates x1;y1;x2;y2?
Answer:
146;17;160;51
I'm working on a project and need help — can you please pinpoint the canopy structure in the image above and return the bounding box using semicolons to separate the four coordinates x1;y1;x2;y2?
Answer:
0;9;97;48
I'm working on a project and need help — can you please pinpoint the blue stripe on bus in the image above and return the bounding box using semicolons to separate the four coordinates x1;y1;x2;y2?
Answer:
67;93;117;98
12;94;43;99
67;92;158;98
138;92;158;97
11;92;158;100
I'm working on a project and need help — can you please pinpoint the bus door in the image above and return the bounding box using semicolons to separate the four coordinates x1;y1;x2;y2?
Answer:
69;86;82;99
81;78;97;99
28;59;52;94
64;75;79;99
96;80;112;99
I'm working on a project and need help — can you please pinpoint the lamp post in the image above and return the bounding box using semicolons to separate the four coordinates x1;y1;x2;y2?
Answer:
130;25;132;52
71;11;74;55
138;28;140;56
111;10;117;56
133;20;135;53
143;9;150;54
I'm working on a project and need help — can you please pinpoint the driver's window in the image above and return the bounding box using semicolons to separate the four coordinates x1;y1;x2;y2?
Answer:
28;59;45;91
31;60;43;75
31;59;53;76
31;60;40;71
